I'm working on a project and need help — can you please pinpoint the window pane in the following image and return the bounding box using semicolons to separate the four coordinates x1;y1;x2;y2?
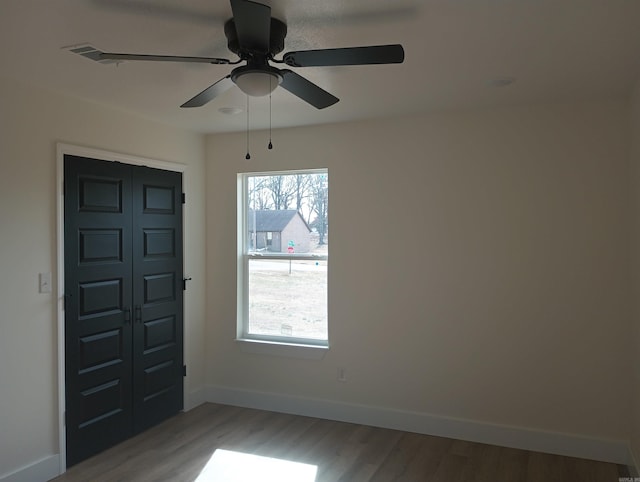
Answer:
246;173;328;254
241;169;329;346
248;258;327;340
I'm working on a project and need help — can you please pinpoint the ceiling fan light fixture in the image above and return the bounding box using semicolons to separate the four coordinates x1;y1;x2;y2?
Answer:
232;68;283;97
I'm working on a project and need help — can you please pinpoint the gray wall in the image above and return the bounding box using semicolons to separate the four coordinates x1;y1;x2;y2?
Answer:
206;100;632;453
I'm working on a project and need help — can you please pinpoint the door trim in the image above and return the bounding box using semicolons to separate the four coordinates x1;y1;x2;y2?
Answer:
56;143;187;474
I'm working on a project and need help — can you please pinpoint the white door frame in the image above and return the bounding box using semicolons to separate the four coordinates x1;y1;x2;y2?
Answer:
56;143;188;474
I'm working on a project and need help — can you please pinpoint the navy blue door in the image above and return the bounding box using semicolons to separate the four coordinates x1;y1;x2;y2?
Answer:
64;155;183;466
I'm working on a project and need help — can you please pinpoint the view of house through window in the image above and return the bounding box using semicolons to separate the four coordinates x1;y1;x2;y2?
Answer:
239;169;328;345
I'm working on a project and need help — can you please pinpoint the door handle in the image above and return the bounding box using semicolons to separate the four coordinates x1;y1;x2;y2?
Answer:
123;307;131;324
135;305;142;324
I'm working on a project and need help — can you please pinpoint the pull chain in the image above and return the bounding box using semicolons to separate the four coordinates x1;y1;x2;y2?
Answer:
245;95;251;160
268;76;273;150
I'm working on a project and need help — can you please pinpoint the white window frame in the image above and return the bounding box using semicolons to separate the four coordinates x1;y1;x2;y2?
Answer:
237;168;329;350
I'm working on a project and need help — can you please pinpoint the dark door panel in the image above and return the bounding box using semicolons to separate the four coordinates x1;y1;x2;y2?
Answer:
65;156;183;466
65;156;134;467
132;166;183;433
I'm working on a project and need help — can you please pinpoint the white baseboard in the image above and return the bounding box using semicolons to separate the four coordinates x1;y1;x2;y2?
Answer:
0;455;60;482
206;384;631;466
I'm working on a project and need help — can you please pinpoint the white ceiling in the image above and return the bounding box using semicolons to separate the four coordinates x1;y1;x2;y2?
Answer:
2;0;640;133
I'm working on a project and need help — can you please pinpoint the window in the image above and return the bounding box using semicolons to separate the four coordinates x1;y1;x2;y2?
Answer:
238;169;328;347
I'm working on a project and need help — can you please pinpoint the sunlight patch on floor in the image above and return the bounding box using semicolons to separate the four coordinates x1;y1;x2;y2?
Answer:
194;449;318;482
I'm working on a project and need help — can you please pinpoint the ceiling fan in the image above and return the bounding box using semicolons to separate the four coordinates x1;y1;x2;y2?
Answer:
79;0;405;109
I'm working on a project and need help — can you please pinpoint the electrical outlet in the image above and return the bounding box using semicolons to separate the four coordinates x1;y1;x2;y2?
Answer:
337;367;347;382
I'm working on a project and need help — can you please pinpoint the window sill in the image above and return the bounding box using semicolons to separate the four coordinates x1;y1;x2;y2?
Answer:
235;338;329;360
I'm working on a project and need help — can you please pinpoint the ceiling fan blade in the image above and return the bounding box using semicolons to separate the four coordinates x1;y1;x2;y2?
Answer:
230;0;271;53
279;70;339;109
283;44;404;67
98;52;232;65
181;76;234;108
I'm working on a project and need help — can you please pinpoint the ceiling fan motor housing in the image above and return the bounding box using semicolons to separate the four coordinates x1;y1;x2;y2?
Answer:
224;17;287;59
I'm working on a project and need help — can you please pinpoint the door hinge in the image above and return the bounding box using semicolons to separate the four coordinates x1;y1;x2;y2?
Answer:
181;193;186;204
183;365;187;377
182;277;192;291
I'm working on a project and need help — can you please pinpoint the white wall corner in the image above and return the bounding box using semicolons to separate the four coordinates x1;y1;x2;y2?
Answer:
205;385;630;466
0;455;60;482
184;387;207;412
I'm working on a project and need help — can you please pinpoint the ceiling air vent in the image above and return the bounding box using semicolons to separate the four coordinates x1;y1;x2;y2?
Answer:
63;44;118;65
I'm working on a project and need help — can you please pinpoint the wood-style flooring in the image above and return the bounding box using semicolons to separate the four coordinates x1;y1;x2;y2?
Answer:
51;403;628;482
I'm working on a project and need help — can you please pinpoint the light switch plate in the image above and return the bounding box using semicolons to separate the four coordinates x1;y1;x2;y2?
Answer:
39;272;52;293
